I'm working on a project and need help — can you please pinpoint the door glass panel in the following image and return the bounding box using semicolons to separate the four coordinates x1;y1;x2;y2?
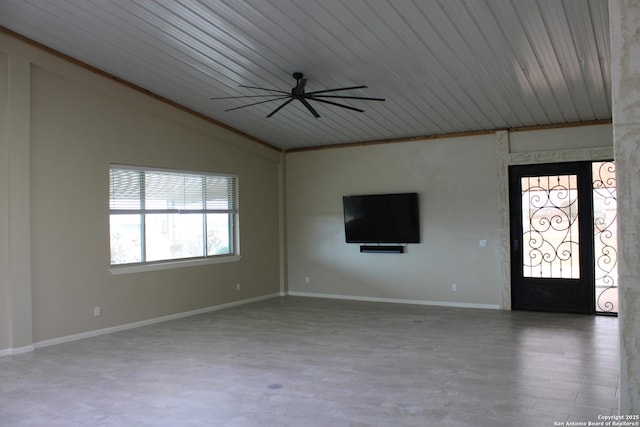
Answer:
521;175;580;279
593;161;618;314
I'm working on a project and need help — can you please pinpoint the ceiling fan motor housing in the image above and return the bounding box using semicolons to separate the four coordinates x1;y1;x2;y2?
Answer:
292;73;307;98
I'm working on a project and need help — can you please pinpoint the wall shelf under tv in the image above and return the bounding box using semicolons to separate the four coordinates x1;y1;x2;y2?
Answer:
360;245;404;254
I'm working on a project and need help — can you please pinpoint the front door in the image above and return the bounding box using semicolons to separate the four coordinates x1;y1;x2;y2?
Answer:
509;162;595;314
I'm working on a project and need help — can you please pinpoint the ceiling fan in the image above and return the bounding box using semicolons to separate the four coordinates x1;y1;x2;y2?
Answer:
211;72;385;118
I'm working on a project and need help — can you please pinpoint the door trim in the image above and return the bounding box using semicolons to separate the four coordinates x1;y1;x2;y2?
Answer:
494;130;613;310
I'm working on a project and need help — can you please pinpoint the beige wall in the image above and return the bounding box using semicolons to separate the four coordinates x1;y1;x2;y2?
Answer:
286;134;502;307
0;51;9;350
509;125;614;153
0;33;282;351
286;125;613;308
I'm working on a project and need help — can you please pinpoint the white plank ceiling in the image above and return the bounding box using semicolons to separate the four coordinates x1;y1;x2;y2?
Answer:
0;0;610;151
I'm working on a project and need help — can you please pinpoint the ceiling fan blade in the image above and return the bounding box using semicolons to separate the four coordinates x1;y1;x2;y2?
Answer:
309;98;365;113
218;74;379;118
238;84;290;95
310;94;385;101
300;98;321;118
306;85;368;95
225;96;290;112
211;94;290;100
266;98;294;117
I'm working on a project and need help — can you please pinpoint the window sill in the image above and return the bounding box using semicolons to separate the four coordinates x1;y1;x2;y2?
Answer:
109;255;241;275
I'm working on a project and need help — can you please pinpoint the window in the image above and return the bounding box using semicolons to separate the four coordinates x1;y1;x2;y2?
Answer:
109;165;238;270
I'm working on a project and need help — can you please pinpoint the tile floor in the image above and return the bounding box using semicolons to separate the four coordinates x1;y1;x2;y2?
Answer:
0;296;619;426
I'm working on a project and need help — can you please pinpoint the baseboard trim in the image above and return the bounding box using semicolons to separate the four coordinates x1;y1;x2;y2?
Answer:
0;344;36;356
287;291;501;310
2;291;497;357
0;293;281;357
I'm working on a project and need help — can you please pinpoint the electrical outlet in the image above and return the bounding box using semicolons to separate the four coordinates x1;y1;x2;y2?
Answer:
451;283;458;292
94;306;101;317
236;283;241;291
305;276;311;284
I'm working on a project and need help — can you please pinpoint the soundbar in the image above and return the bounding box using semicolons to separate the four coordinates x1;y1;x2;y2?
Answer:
360;245;404;254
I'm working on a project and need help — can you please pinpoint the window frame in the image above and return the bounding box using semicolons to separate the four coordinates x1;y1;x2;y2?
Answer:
108;164;240;275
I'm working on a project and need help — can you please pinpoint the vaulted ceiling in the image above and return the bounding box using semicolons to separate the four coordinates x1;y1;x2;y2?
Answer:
0;0;611;151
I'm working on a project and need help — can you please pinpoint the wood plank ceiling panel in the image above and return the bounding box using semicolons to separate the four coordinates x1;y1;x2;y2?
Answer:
0;0;611;150
422;1;513;129
451;1;540;127
562;0;611;118
589;0;612;114
386;1;491;132
196;0;388;146
357;0;473;134
236;0;404;142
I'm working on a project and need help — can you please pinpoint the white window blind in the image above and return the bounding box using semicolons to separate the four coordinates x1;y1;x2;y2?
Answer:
109;165;238;267
109;167;237;214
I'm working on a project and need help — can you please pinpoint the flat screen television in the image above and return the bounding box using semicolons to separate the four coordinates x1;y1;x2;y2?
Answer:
343;192;420;244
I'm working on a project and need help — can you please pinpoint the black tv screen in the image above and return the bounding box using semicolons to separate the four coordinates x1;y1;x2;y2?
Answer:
343;193;420;244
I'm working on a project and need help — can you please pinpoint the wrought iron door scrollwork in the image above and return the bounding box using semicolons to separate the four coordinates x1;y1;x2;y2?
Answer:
593;161;618;313
521;175;580;279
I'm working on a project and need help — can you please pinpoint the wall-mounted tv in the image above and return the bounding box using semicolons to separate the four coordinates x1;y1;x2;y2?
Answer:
343;192;420;244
